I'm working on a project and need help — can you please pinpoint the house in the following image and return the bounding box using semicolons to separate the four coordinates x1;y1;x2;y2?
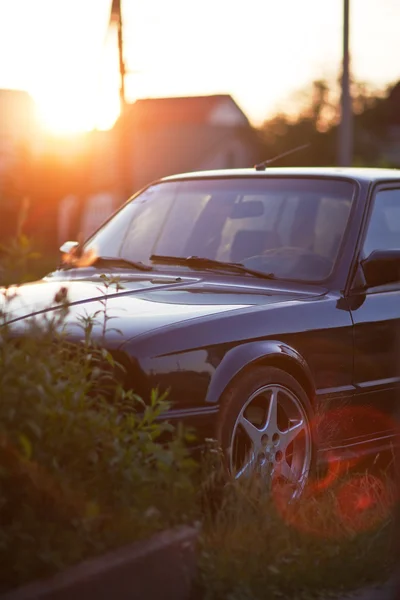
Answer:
0;89;38;175
57;95;262;246
113;94;263;193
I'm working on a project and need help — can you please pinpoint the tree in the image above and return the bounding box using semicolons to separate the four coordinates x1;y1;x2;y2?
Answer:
258;78;399;167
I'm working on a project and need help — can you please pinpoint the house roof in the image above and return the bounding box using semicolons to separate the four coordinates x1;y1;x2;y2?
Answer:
0;88;33;104
0;89;35;119
123;94;250;128
0;89;37;139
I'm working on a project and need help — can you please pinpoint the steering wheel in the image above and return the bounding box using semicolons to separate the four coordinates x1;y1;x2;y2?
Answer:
243;246;333;274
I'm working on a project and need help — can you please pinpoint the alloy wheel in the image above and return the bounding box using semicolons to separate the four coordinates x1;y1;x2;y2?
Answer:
230;383;312;499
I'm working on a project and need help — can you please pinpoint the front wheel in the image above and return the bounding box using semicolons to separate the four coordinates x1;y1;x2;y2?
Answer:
215;366;315;500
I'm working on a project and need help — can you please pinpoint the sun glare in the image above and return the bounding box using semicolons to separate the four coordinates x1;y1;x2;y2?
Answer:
35;91;120;134
34;26;121;135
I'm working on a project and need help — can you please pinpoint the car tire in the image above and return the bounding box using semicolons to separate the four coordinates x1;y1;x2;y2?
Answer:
215;365;316;499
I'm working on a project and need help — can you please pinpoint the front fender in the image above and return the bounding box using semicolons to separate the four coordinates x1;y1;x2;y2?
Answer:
205;340;314;404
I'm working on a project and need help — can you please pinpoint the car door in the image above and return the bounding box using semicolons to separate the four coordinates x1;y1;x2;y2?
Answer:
350;184;400;451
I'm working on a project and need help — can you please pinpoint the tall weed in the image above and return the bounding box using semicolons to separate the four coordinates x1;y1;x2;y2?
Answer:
0;264;197;590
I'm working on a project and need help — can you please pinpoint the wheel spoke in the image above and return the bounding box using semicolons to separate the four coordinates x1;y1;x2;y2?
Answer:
239;414;261;445
264;388;278;432
280;419;304;451
277;460;297;484
235;452;256;479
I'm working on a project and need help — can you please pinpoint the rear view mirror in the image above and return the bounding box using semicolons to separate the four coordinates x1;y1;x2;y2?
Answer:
361;249;400;287
231;200;264;219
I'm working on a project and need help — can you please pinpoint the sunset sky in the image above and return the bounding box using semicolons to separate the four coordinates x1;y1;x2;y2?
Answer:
0;0;399;133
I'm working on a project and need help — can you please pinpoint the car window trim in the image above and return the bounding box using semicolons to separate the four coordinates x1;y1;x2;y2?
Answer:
148;175;359;286
348;181;400;295
361;284;400;295
84;174;359;287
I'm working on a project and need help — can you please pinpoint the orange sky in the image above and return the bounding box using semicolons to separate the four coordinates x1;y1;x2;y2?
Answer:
0;0;399;133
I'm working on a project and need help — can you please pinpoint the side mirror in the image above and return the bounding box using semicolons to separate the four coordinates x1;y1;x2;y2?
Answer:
59;241;79;255
361;249;400;288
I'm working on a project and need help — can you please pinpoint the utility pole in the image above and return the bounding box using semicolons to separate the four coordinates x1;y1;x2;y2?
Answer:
108;0;130;202
337;0;353;166
110;0;126;112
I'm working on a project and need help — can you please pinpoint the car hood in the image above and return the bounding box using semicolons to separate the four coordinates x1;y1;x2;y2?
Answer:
1;271;325;343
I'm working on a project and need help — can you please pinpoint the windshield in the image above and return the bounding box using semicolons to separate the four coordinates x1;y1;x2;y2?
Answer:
83;177;355;282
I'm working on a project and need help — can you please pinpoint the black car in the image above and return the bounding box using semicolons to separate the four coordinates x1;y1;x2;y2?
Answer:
4;167;400;496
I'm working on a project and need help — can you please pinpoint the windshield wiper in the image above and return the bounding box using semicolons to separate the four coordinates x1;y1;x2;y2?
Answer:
89;256;153;272
150;255;275;281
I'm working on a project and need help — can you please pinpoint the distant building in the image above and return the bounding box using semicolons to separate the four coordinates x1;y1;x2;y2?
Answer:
59;95;263;245
114;94;263;193
58;191;115;246
0;89;38;173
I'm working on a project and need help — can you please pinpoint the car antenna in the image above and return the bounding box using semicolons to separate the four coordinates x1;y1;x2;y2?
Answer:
254;144;311;171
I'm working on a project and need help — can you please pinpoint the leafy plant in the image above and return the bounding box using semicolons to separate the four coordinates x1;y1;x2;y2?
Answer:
0;271;197;592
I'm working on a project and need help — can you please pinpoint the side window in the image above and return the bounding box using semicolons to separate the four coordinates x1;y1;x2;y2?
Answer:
363;188;400;257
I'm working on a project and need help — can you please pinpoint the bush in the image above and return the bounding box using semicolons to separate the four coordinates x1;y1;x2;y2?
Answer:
0;277;197;592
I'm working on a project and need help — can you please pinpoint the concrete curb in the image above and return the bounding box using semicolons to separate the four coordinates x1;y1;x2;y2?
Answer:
1;526;198;600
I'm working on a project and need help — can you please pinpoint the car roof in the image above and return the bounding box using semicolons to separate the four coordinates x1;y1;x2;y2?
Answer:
161;166;400;184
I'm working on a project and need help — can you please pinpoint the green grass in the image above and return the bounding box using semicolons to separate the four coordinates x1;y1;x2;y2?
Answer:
0;234;59;286
0;279;198;592
28;255;59;280
197;465;395;599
